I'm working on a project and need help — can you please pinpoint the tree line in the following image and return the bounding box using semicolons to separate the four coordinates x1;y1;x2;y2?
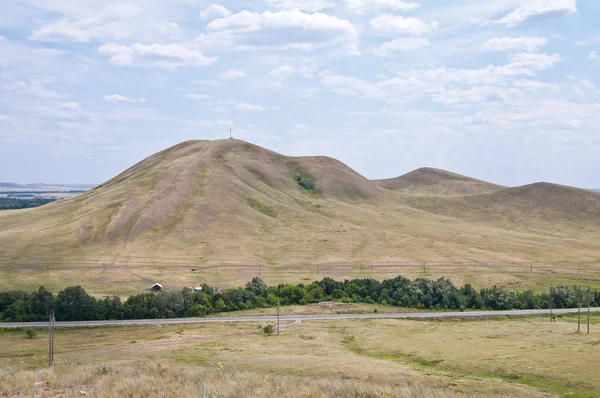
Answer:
0;197;56;210
1;276;599;322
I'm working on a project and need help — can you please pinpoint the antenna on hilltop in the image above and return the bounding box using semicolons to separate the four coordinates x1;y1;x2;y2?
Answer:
229;128;233;139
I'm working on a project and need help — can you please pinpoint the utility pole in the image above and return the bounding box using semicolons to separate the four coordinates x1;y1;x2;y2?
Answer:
277;300;280;336
48;311;55;366
578;284;581;333
549;286;553;322
587;287;591;335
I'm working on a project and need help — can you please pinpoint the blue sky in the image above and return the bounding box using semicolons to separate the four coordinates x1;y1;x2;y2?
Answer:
0;0;598;188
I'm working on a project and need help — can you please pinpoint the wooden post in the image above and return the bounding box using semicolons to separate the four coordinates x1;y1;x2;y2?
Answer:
277;300;280;336
549;286;553;322
48;311;55;366
423;262;426;273
258;264;261;276
578;285;581;333
215;265;217;276
587;287;591;335
531;262;533;272
46;264;49;276
317;264;320;275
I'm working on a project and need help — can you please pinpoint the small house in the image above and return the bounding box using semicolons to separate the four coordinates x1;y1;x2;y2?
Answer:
150;283;163;292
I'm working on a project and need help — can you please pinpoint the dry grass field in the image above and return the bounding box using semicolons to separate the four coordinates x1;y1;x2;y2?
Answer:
1;139;599;296
2;312;599;397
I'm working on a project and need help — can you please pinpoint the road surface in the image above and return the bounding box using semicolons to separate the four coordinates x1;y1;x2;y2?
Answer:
1;308;597;329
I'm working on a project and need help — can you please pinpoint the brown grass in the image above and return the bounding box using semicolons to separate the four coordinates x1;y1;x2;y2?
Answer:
375;167;506;195
2;316;578;397
0;362;486;398
1;139;599;296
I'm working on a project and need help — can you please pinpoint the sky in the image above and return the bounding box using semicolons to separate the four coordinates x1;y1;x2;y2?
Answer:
0;0;598;188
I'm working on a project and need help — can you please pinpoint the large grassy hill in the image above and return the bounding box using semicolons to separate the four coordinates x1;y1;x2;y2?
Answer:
1;139;598;293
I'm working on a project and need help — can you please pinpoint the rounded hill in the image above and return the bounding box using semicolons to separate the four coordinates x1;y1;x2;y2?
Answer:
375;167;505;196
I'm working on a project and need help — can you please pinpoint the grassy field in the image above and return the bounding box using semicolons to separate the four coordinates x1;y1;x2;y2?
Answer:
2;312;599;397
2;263;600;298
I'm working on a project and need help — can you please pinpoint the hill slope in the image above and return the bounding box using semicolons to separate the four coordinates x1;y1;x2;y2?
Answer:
0;139;598;279
375;167;505;195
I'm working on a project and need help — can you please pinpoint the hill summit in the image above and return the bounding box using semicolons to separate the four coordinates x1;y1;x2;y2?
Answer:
0;139;598;269
375;167;505;196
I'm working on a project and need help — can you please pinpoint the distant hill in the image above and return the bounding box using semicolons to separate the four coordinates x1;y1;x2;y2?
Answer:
0;139;598;270
375;167;505;196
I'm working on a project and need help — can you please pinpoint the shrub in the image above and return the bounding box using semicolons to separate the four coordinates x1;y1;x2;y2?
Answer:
293;172;315;192
25;329;37;339
263;324;275;336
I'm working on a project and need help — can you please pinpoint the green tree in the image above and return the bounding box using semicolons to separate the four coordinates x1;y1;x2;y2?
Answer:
55;286;99;321
245;277;268;297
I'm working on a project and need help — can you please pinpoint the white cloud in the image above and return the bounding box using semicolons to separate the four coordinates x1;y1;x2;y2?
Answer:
140;98;147;103
218;69;248;79
298;65;318;78
481;37;548;52
235;102;266;111
5;80;59;99
346;0;420;14
508;52;561;70
199;10;358;51
435;86;521;105
499;0;577;27
369;15;436;36
194;80;221;86
0;115;8;121
373;37;430;56
199;4;232;20
58;102;81;111
29;4;144;42
185;94;212;100
462;113;490;124
103;94;136;103
320;49;563;105
266;0;335;12
33;48;66;56
589;51;598;60
270;64;296;79
98;43;217;70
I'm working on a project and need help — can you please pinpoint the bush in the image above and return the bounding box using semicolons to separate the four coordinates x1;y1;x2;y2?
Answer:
25;329;37;339
293;172;315;192
263;324;275;336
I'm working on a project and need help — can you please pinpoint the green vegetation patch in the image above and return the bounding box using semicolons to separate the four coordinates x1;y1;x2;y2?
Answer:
248;198;277;218
293;171;316;193
245;167;272;187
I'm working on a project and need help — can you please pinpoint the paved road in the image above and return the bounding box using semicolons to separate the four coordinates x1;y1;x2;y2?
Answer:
1;308;598;329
